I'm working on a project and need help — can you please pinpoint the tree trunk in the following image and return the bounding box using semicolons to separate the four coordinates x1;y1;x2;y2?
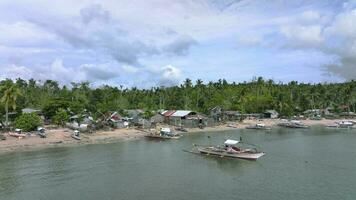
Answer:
5;102;8;128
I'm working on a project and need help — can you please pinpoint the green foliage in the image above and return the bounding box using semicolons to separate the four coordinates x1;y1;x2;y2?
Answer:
142;110;154;119
42;98;70;119
52;109;70;126
0;78;355;120
14;113;42;132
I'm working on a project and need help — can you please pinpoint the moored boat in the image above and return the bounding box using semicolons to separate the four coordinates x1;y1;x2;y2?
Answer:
337;121;354;128
9;129;27;138
246;123;271;130
188;139;265;161
278;120;309;128
145;127;181;139
71;130;81;140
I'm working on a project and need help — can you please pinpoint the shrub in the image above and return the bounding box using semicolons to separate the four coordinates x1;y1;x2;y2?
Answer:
52;109;70;126
14;113;42;132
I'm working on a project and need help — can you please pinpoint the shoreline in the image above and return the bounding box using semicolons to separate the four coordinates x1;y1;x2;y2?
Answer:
0;118;353;154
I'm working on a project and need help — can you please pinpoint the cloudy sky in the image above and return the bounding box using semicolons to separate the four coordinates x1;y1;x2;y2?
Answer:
0;0;356;87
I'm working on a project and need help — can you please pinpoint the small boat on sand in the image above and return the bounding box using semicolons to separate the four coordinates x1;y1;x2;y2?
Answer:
9;129;27;138
246;123;271;130
337;121;354;128
37;127;46;138
278;120;309;128
145;127;181;139
71;130;81;140
227;123;238;128
186;139;265;161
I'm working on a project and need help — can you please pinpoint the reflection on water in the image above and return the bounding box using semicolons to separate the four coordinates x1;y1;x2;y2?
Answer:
1;127;356;200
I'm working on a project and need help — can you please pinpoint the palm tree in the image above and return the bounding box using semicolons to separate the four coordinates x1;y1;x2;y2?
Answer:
1;82;22;128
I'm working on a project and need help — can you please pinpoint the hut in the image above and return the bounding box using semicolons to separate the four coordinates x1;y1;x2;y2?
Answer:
210;106;223;121
150;113;164;124
264;110;279;119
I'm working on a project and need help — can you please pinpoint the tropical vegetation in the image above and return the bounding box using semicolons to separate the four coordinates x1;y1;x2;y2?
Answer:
0;77;355;123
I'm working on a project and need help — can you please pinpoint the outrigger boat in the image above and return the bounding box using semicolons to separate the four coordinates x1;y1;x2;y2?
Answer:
187;139;265;161
246;123;271;130
278;120;309;128
9;129;27;139
145;127;181;139
71;130;81;140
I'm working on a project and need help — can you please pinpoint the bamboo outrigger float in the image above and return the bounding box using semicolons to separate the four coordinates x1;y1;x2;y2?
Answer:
185;139;265;161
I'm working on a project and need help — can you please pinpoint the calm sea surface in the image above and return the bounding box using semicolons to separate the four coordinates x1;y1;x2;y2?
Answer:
1;126;356;200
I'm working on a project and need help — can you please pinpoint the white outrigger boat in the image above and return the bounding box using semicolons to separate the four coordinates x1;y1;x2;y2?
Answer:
188;139;265;161
246;123;271;130
145;127;181;139
278;120;309;128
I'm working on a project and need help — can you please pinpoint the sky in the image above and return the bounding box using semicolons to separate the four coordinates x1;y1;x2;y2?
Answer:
0;0;356;88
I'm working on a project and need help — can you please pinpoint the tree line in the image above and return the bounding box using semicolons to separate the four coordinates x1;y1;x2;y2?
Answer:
0;77;355;123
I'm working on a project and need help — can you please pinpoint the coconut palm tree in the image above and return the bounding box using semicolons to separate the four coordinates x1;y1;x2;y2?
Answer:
1;82;22;128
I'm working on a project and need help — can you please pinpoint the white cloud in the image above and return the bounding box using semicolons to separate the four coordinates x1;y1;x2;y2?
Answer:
281;25;324;45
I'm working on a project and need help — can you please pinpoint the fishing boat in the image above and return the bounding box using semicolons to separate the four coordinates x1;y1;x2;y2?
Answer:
145;127;181;139
246;123;271;130
9;129;27;138
337;121;354;128
71;130;81;140
227;123;238;128
187;139;265;161
37;127;46;138
278;120;309;128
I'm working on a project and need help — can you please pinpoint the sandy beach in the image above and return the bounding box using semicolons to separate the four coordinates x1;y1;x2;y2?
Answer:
0;118;352;154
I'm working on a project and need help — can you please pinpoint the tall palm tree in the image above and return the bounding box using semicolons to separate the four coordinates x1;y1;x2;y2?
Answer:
1;82;22;128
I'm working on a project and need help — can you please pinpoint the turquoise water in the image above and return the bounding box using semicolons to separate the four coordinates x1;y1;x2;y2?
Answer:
1;126;356;200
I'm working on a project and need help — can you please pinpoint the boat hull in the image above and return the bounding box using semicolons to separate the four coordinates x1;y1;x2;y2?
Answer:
145;134;181;139
197;147;265;160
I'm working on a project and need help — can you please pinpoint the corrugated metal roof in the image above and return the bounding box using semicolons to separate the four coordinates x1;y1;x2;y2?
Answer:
163;110;176;117
170;110;192;117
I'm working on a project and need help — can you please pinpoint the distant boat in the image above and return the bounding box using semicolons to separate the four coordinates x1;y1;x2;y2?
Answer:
246;123;271;130
227;123;238;128
278;120;309;128
9;129;27;138
337;121;354;128
37;127;46;138
71;130;81;140
186;139;265;161
145;127;181;139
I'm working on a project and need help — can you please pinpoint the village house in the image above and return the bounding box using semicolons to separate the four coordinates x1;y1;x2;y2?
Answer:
264;110;279;119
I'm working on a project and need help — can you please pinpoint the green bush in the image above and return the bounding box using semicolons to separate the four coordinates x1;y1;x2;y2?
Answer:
14;113;42;132
52;109;69;126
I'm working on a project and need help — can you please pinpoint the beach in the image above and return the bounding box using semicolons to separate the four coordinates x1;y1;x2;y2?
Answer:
0;118;351;154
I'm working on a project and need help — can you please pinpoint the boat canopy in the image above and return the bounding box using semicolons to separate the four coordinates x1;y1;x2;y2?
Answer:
161;128;171;133
224;139;239;145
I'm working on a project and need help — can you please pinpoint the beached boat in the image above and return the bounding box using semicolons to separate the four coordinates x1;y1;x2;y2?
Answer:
227;123;238;128
278;120;309;128
337;121;354;128
187;139;265;161
9;129;27;138
327;121;355;129
71;130;81;140
246;123;271;130
145;127;181;139
37;127;46;138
